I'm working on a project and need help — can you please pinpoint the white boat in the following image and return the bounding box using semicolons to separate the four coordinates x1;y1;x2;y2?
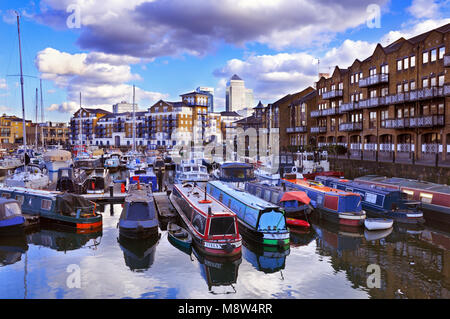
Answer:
104;157;121;169
0;157;23;181
4;165;50;190
174;159;209;184
293;151;330;174
364;218;394;231
43;150;72;173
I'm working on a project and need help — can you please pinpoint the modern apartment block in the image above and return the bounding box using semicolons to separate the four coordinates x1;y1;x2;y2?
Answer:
225;74;254;113
310;23;450;165
69;91;224;149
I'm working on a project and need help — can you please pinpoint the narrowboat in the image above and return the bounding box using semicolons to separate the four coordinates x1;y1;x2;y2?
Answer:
129;167;158;192
0;198;26;236
86;168;111;194
354;175;450;224
244;182;312;217
315;176;425;224
170;183;242;258
0;187;102;232
206;180;290;248
118;184;159;239
282;178;366;227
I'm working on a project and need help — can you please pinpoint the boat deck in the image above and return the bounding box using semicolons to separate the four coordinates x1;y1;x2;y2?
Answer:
81;182;127;203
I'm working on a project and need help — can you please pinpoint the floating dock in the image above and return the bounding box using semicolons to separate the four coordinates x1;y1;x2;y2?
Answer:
153;192;177;220
81;182;127;203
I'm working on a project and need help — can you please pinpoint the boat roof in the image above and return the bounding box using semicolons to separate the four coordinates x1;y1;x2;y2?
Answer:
356;175;450;195
0;186;60;198
175;183;237;216
208;180;279;211
220;162;253;169
282;179;361;197
315;176;399;196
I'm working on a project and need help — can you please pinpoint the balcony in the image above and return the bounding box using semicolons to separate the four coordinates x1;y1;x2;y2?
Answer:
357;96;387;109
339;102;356;113
407;115;444;128
311;110;321;118
358;73;389;88
322;90;343;100
381;118;405;129
322;108;337;116
286;126;307;133
310;126;327;133
339;122;362;132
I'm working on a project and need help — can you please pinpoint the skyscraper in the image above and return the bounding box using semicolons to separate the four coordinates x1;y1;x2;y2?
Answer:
225;74;254;113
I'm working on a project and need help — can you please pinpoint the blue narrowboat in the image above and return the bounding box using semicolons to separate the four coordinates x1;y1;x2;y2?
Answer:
118;184;159;239
315;176;425;224
244;182;312;217
0;198;26;235
206;180;290;248
129;168;158;192
282;178;366;227
0;187;102;232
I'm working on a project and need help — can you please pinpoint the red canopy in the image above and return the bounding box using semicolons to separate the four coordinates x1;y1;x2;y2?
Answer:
280;191;311;205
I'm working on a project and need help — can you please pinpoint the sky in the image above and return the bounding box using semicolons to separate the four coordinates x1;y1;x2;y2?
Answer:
0;0;449;122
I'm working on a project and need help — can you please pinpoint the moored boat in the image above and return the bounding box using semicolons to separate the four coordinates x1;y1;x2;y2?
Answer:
206;180;290;248
0;187;102;232
0;198;26;236
170;183;242;258
354;175;450;225
118;184;159;239
167;221;192;253
5;165;50;190
364;218;394;231
174;159;209;184
282;178;366;227
316;176;425;224
43;150;72;173
129;167;158;192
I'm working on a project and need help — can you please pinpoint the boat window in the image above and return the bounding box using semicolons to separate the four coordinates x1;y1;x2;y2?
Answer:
365;192;377;204
1;193;10;199
264;190;271;202
419;193;433;204
209;217;236;236
41;199;52;210
255;188;262;198
258;210;286;231
402;189;414;200
4;202;21;217
227;198;232;208
192;212;207;235
127;202;154;221
219;193;223;202
200;167;207;173
271;192;279;204
184;167;191;172
15;195;24;205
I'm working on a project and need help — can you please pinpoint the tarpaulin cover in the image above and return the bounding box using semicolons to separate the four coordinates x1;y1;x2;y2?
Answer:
56;193;95;212
279;191;311;205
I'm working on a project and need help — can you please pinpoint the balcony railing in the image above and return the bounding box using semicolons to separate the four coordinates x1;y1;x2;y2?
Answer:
339;102;356;113
322;90;343;100
339;122;362;132
311;110;321;118
310;126;327;133
358;73;389;88
286;126;307;133
381;115;444;129
357;96;387;109
322;108;337;116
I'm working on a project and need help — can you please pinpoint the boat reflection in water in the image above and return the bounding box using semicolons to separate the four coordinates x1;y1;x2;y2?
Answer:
242;239;290;274
312;218;449;298
192;247;241;295
118;233;160;272
0;235;28;267
26;226;102;252
289;227;317;248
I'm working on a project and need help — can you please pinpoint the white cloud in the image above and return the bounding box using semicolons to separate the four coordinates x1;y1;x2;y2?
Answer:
407;0;446;19
0;78;7;90
36;48;169;114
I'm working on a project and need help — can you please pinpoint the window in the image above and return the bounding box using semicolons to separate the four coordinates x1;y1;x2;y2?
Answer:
423;51;429;64
422;78;429;88
381;87;389;97
370;68;376;76
410;55;416;67
403;82;409;92
410;81;416;90
351;75;354;84
41;199;52;210
430;77;436;87
15;195;24;205
397;84;402;93
4;203;21;217
438;75;444;87
403;57;409;69
438;103;444;115
369;112;376;129
431;49;437;62
439;47;445;59
381;64;389;74
1;193;10;199
397;60;402;71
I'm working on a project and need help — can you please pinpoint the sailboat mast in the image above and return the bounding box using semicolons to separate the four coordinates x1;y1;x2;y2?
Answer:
79;92;82;145
132;85;136;153
35;88;38;148
40;79;44;147
16;13;27;156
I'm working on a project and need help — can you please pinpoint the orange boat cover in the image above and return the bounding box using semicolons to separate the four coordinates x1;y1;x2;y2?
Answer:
280;191;311;205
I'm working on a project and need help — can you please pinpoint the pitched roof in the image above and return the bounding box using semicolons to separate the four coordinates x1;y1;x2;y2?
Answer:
230;74;242;81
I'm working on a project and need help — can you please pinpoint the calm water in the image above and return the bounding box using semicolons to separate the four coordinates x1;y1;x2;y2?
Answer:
0;203;449;299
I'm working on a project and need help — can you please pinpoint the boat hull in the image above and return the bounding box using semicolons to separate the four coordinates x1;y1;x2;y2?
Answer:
39;214;103;233
316;209;366;227
119;225;159;240
364;218;394;231
169;193;242;258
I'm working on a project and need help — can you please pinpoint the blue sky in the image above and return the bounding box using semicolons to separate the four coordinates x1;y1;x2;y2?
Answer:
0;0;449;122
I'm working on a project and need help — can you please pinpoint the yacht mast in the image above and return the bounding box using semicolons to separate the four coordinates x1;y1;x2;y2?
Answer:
40;79;44;148
16;12;27;159
132;84;136;153
35;88;38;149
79;92;82;145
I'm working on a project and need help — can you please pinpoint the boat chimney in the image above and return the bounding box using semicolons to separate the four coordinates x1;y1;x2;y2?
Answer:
282;182;286;192
208;206;212;216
